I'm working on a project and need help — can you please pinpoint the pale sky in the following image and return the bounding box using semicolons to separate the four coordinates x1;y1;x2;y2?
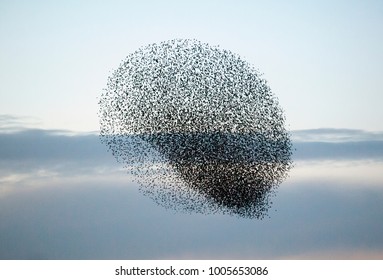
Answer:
1;0;382;132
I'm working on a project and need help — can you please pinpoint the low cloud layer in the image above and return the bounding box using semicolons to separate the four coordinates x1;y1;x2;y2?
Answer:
1;127;383;164
1;179;382;259
0;125;383;259
291;128;383;142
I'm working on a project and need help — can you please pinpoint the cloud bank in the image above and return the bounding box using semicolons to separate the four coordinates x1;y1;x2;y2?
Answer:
0;123;383;259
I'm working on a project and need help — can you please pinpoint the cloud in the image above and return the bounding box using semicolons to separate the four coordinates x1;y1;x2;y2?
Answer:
0;128;116;175
1;127;383;164
1;127;382;194
0;114;42;132
293;141;383;160
292;128;383;142
0;128;124;197
0;179;382;259
0;126;383;259
0;128;103;160
291;128;383;161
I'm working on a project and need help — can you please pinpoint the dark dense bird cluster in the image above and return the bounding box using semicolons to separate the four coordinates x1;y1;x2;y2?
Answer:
99;39;292;219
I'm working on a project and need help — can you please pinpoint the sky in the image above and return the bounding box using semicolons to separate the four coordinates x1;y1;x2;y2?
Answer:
1;0;383;131
1;0;383;260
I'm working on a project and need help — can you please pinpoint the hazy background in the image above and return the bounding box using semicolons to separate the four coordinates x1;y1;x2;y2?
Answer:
1;0;383;259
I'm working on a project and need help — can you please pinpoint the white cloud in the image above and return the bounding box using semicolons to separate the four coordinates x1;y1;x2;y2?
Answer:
292;128;383;142
286;159;383;188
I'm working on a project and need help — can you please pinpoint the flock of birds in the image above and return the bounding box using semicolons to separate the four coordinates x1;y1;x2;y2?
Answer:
99;39;292;219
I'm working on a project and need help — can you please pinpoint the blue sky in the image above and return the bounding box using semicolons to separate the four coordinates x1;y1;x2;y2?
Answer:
1;0;383;131
1;1;383;259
